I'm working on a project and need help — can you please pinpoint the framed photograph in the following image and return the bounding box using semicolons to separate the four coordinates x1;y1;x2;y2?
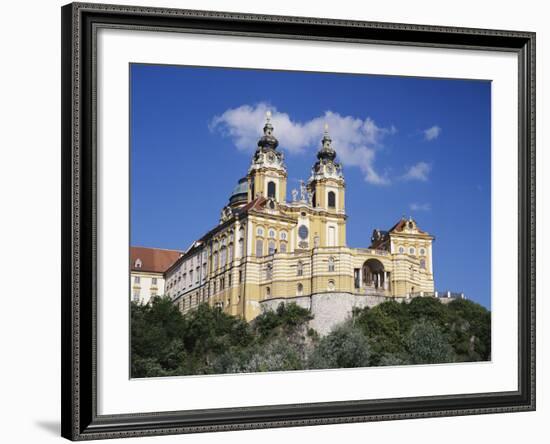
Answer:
61;2;535;440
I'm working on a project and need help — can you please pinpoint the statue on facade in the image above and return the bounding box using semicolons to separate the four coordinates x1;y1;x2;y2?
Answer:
299;180;307;202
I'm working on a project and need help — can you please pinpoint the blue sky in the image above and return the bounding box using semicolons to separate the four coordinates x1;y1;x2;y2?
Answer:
130;64;491;309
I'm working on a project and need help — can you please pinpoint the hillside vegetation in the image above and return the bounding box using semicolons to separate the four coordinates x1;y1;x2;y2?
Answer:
131;296;491;378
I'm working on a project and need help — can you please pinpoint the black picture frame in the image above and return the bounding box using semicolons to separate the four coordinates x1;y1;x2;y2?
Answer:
61;2;536;440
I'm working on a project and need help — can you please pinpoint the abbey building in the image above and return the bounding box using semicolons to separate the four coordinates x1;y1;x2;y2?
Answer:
157;112;438;332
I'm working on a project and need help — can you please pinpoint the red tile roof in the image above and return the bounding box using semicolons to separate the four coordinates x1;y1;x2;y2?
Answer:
237;196;267;214
130;246;183;273
389;218;427;234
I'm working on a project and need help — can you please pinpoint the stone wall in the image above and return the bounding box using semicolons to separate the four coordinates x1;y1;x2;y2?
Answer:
260;292;403;336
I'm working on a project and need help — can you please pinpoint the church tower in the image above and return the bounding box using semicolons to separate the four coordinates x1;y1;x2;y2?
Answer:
247;111;287;203
307;124;346;246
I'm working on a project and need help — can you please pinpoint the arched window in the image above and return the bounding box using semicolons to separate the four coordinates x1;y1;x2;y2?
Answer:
256;239;263;257
328;257;335;272
268;241;276;255
328;280;335;291
409;247;416;255
238;238;244;257
398;246;405;254
256;227;264;237
280;231;287;240
328;191;336;208
266;286;271;297
268;229;276;238
297;283;303;296
267;181;276;199
297;261;304;276
279;242;287;253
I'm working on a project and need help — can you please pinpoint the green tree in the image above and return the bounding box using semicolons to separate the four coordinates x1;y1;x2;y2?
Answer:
405;319;455;364
445;299;491;361
352;302;405;364
130;296;187;377
309;324;371;369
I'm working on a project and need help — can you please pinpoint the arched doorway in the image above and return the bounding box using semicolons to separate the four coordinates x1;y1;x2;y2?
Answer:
362;259;389;290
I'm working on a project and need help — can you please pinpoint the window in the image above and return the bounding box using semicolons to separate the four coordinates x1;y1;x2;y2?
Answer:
409;247;416;255
268;229;276;238
134;276;140;284
195;267;199;283
238;238;244;257
134;259;142;268
266;264;273;280
297;261;304;276
280;231;287;240
151;277;157;285
228;244;233;261
354;269;360;289
328;226;336;246
267;181;276;199
220;248;227;267
419;248;426;255
399;246;405;254
297;283;303;296
268;241;276;255
328;279;335;291
213;281;217;293
132;290;140;301
239;270;243;283
328;257;335;272
266;286;271;297
279;242;287;253
420;258;426;269
257;227;264;236
213;253;218;269
189;270;193;285
328;191;336;208
256;239;263;257
228;274;232;287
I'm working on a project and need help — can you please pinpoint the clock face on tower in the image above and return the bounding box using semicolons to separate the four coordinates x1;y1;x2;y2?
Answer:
298;225;309;240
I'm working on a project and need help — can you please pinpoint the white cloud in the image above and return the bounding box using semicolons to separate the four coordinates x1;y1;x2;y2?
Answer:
423;125;441;141
209;103;395;185
409;202;431;211
402;162;431;182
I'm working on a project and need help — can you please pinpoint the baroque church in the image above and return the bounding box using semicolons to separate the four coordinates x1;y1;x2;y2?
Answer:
163;112;437;333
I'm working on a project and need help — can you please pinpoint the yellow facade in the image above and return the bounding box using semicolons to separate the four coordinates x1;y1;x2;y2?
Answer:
168;116;435;321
